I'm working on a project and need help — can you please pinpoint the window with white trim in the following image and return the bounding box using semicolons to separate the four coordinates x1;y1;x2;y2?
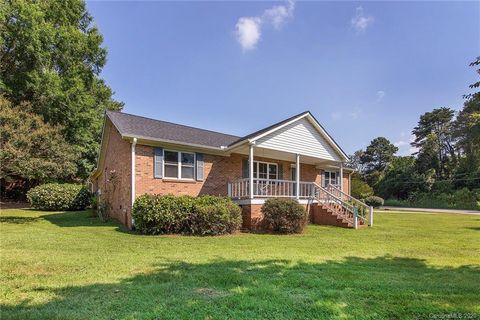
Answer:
323;171;339;187
163;150;195;180
253;161;278;180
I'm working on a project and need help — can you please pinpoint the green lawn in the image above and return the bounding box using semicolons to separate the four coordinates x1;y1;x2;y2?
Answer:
1;209;479;319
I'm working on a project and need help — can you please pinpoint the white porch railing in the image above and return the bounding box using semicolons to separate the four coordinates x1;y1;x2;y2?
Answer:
228;178;315;199
227;178;373;229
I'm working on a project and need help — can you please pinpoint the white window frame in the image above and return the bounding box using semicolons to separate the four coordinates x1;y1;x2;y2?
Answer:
323;170;339;187
253;161;278;180
163;149;196;180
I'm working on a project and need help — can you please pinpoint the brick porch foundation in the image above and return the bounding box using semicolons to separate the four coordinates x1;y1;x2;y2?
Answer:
240;202;354;230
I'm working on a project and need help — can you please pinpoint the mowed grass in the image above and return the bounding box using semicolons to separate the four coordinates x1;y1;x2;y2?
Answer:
0;209;479;319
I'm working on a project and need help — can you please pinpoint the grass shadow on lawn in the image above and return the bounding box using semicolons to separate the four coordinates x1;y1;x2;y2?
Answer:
38;210;123;229
2;257;479;320
0;216;40;224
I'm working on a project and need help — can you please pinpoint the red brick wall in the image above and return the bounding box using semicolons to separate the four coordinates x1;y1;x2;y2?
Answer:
135;150;243;197
134;150;325;198
343;173;350;195
94;120;132;228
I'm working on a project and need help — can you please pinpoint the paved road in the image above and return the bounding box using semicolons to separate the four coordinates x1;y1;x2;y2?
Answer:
380;206;480;215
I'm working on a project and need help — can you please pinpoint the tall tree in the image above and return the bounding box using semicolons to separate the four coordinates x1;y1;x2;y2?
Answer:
0;96;76;185
347;149;366;173
0;0;123;178
360;137;398;187
453;57;480;188
360;137;398;173
411;107;455;178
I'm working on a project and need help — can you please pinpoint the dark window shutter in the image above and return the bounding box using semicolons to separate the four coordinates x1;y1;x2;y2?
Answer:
242;159;249;178
278;163;283;180
196;153;204;181
154;147;163;178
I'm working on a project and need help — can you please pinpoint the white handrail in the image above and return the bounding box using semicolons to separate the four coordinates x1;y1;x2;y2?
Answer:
326;184;373;226
327;184;369;209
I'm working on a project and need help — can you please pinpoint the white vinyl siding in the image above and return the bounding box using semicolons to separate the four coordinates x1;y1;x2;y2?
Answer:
255;118;341;161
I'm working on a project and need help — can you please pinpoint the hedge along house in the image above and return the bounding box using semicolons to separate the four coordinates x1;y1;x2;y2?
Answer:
90;110;373;230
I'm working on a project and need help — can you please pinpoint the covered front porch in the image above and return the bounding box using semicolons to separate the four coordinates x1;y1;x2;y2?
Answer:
221;111;371;229
227;142;347;200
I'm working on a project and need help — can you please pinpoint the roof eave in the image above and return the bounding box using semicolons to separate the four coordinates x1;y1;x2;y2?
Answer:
121;134;227;152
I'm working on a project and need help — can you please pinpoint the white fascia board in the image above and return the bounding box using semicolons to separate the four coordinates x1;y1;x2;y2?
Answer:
121;134;226;153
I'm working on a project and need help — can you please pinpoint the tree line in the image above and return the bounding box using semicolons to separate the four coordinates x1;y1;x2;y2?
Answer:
1;0;122;198
349;58;480;209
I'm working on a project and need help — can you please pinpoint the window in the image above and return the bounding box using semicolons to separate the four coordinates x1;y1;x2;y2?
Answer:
180;152;194;179
253;161;277;180
164;151;179;178
163;150;195;180
323;171;339;187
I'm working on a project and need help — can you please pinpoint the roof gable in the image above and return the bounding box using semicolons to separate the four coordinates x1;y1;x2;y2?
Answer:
255;116;344;161
229;112;348;161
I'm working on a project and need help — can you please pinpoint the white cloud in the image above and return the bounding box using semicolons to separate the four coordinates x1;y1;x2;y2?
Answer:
394;140;407;147
348;107;362;120
264;0;295;29
395;134;417;155
376;90;386;102
236;17;262;51
351;6;374;33
235;1;295;51
331;107;362;120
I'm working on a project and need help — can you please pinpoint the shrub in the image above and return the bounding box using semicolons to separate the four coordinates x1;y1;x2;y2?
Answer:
261;198;306;234
365;196;384;208
190;197;242;236
132;194;241;236
27;183;91;211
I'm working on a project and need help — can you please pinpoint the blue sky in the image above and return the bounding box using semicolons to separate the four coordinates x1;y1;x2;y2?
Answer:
87;1;479;155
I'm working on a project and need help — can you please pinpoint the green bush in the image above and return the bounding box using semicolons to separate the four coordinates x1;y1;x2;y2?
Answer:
190;197;242;236
27;183;91;211
132;194;241;236
261;198;306;234
364;196;384;208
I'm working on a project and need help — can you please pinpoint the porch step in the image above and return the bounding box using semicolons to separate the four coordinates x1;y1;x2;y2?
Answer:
312;204;365;229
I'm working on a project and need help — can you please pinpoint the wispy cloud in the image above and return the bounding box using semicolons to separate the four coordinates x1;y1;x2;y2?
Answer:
331;111;342;120
351;6;374;33
395;133;417;155
331;107;362;120
236;0;295;51
376;90;386;102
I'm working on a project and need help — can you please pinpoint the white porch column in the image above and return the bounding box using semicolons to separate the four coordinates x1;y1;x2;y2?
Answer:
295;153;300;200
339;162;344;196
249;143;254;199
131;138;137;226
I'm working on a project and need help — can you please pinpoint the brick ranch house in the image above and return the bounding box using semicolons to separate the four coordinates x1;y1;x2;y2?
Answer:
90;110;373;230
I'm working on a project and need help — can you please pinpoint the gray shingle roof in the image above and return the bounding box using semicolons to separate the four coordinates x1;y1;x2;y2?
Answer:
106;111;240;148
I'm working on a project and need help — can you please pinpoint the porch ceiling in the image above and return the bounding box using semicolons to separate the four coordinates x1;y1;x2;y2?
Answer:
230;144;340;166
